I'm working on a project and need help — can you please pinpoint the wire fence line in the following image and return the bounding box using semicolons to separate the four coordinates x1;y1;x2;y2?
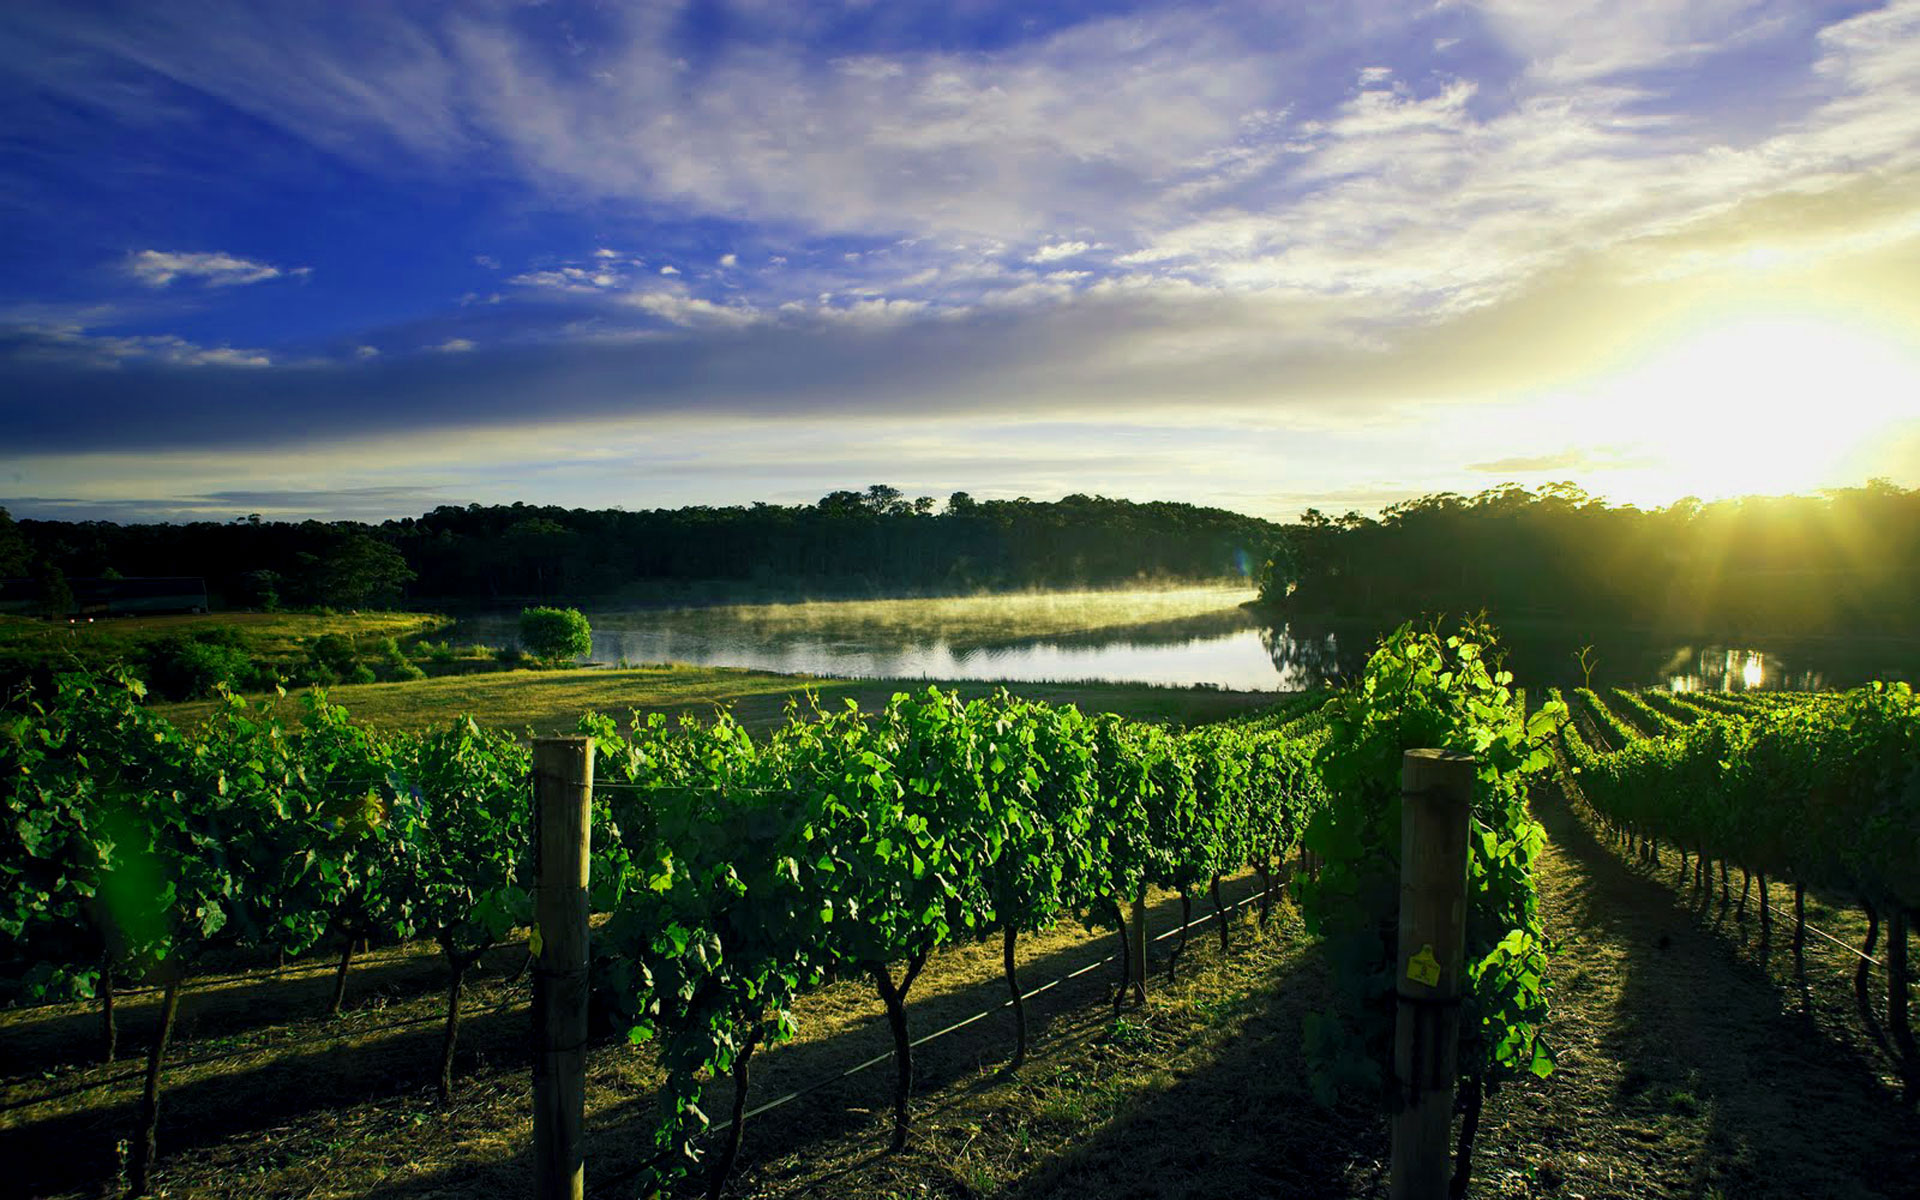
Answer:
591;881;1273;1192
4;878;1270;1124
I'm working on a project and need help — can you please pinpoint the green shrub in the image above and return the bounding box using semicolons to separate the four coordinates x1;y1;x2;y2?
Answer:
307;633;358;678
409;638;461;664
519;606;592;663
347;663;378;686
140;631;256;700
493;645;525;668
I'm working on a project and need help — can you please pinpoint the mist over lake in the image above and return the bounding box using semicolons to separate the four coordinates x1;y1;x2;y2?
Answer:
450;587;1918;694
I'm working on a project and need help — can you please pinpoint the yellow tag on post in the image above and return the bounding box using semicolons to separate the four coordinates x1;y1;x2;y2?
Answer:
1407;944;1441;987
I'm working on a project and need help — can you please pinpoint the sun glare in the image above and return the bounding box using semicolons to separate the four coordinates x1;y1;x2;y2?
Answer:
1556;315;1920;504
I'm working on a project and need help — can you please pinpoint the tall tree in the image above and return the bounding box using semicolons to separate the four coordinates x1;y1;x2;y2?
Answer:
0;507;30;577
301;535;415;608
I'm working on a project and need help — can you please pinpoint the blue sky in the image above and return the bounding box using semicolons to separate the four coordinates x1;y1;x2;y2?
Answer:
4;0;1918;523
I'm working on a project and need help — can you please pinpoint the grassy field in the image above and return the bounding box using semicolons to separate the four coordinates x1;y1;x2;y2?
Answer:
1;610;450;668
156;663;1284;736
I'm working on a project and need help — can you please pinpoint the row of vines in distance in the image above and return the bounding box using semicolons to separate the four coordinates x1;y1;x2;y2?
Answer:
1554;682;1920;1098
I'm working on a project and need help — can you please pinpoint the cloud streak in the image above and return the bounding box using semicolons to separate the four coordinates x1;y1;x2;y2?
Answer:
125;249;305;288
14;1;1920;327
4;321;277;369
11;208;1901;458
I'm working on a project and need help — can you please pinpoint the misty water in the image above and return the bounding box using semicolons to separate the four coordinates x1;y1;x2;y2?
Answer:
449;587;1917;694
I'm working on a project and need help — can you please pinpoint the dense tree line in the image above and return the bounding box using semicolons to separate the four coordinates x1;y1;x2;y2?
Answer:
2;488;1279;609
1260;480;1920;637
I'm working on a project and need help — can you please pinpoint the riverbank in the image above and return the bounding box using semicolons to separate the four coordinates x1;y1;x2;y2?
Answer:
0;611;453;688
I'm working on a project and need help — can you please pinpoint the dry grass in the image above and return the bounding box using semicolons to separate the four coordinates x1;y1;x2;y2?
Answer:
154;667;1285;738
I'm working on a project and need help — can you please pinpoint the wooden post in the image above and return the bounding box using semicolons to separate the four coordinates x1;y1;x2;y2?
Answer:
1390;749;1474;1200
1127;895;1148;1006
533;737;593;1200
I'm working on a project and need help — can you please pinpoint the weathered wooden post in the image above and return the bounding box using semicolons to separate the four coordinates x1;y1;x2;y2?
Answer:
533;737;593;1200
1127;895;1149;1005
1390;749;1474;1200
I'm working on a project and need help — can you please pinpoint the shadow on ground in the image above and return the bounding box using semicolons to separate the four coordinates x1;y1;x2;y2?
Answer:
1518;787;1920;1200
978;940;1386;1200
1;940;528;1079
12;874;1355;1200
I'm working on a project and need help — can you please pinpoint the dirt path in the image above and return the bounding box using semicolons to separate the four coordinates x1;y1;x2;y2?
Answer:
1474;786;1920;1200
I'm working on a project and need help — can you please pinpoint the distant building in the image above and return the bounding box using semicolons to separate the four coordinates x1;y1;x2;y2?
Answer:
0;576;209;617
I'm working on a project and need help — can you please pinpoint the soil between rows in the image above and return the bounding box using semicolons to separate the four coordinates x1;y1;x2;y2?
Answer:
1470;786;1920;1200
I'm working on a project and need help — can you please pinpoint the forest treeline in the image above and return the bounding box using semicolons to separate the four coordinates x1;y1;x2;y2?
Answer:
6;480;1919;638
1260;479;1920;637
0;487;1278;608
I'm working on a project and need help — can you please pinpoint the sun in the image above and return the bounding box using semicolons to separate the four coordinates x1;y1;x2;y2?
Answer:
1550;314;1920;504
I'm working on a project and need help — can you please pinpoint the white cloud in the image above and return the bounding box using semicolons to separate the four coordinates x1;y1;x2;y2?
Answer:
187;345;276;366
125;249;300;288
20;4;1287;242
811;297;930;326
8;322;276;368
1474;0;1787;86
623;292;759;328
41;3;1920;312
433;337;476;353
354;344;380;359
14;0;1920;407
1000;283;1086;309
474;254;499;269
1099;3;1920;329
509;265;621;292
1027;240;1092;263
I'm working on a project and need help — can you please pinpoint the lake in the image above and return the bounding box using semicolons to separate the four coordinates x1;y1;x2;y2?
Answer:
447;587;1919;693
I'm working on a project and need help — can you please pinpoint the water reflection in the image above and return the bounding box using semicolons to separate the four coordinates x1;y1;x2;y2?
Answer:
1261;623;1350;690
1664;648;1792;692
1269;622;1894;693
447;593;1915;693
450;589;1290;691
